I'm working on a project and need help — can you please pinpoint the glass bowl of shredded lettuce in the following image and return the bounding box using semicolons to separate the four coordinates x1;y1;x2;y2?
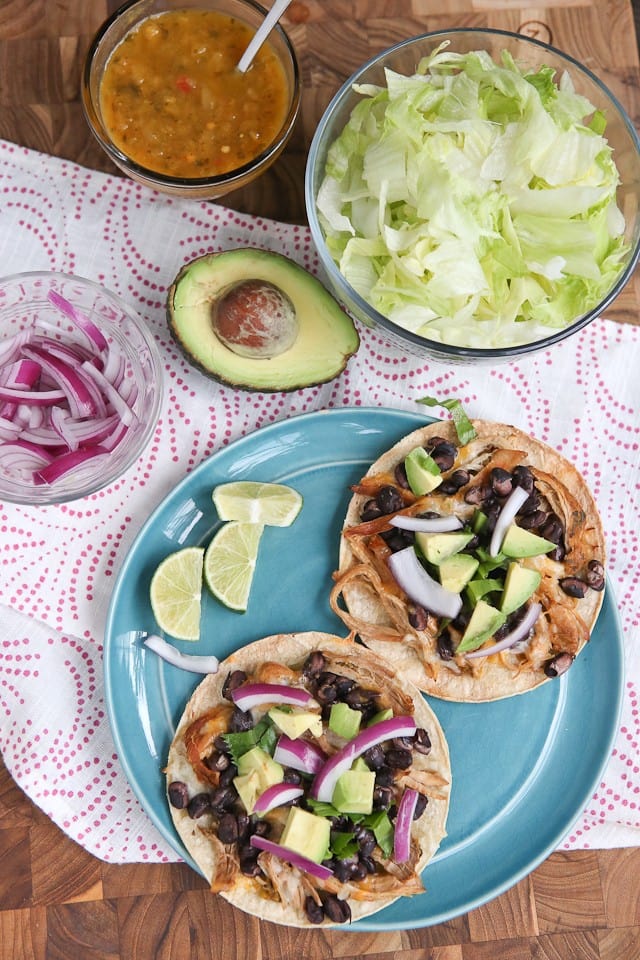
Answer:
305;28;640;360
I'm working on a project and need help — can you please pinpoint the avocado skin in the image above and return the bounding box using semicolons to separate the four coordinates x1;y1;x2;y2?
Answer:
166;248;360;392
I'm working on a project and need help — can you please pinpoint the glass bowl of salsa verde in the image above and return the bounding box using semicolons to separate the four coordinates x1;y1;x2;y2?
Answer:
82;0;301;200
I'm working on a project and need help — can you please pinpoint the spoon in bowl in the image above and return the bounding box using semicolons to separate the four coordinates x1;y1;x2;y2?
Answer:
237;0;293;73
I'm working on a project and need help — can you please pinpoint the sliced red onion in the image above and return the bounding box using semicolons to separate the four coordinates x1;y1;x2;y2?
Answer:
231;683;319;713
249;835;333;880
23;345;98;418
252;782;304;815
465;602;543;660
142;633;219;674
388;546;463;620
34;446;110;485
393;788;419;863
0;293;144;487
390;515;463;533
48;290;110;352
311;715;417;803
489;485;530;557
273;735;326;775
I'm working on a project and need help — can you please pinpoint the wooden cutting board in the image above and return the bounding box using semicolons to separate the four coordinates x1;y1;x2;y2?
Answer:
1;0;639;325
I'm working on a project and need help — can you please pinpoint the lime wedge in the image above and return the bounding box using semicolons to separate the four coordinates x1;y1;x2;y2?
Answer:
204;521;264;612
149;546;204;641
212;481;302;527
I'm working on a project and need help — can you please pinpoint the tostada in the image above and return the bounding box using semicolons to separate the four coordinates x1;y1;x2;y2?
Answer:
331;420;606;702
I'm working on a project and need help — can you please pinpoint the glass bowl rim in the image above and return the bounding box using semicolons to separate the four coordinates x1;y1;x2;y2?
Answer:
81;0;302;190
305;26;640;360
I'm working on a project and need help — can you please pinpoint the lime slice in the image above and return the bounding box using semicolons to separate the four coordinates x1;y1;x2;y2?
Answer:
212;481;302;527
204;521;264;612
149;546;204;641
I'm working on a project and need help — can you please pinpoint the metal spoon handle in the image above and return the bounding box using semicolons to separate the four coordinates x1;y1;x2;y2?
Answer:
237;0;293;74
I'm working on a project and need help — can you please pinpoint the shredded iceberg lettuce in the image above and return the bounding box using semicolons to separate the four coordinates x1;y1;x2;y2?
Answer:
316;44;628;348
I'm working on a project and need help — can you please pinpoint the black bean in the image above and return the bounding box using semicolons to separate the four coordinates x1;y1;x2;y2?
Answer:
238;845;261;877
335;675;355;698
386;748;413;770
350;862;368;881
360;855;377;875
380;528;414;552
425;436;449;450
315;681;338;706
408;602;428;631
430;441;457;473
230;707;254;732
236;814;251;843
222;670;247;700
373;785;393;810
219;763;238;787
168;781;190;809
413;728;432;755
519;491;541;516
282;768;303;785
187;793;212;819
440;469;471;494
394;462;409;488
251;818;271;838
362;744;385;769
204;750;231;772
377;485;405;515
210;785;237;813
586;560;605;591
217;813;240;844
305;896;325;924
451;609;471;633
544;653;574;678
354;826;376;857
518;509;549;530
413;793;429;819
391;736;414;749
333;856;358;882
345;686;378;710
361;499;383;522
560;577;588;599
375;765;394;787
321;893;352;924
302;650;326;679
540;515;564;545
512;465;535;494
464;482;493;505
490;467;513;498
437;628;455;661
213;734;231;754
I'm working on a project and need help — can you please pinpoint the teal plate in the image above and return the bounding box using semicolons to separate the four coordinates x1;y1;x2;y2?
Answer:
104;407;624;930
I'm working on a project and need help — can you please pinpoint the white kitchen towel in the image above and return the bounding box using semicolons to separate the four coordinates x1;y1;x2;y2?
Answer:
0;139;638;861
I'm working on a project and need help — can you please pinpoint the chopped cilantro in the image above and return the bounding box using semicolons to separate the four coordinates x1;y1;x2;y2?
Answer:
331;831;359;859
417;395;477;446
222;717;272;765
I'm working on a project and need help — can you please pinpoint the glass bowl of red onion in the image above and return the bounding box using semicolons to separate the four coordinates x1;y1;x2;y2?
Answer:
0;271;163;504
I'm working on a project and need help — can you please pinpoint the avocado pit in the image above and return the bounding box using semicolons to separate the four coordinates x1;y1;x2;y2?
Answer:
212;279;298;359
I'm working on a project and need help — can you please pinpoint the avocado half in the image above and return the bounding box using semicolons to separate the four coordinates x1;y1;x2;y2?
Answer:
167;248;360;392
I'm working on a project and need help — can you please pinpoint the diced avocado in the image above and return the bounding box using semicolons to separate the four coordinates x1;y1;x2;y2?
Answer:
268;707;322;739
501;524;556;559
500;562;542;615
233;771;261;814
332;769;376;815
472;509;489;534
351;757;370;772
329;702;361;740
167;249;360;392
465;577;504;605
456;599;507;654
404;447;442;495
367;707;393;727
438;553;479;592
279;807;331;864
237;746;284;788
416;530;474;565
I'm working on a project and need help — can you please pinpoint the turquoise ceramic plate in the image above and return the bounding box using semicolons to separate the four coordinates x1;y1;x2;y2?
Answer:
104;407;624;930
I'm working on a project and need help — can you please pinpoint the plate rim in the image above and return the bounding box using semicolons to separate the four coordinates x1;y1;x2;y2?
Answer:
103;405;625;930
